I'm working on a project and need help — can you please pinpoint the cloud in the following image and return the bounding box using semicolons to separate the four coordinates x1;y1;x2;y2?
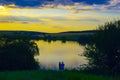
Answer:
0;16;41;23
53;26;62;29
109;0;120;6
1;0;42;7
0;0;119;12
78;18;101;22
51;17;70;21
21;21;29;24
105;0;120;10
73;0;109;5
0;0;109;7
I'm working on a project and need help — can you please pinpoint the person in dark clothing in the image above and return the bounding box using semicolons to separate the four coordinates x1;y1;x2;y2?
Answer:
59;61;65;70
61;61;65;70
59;62;61;70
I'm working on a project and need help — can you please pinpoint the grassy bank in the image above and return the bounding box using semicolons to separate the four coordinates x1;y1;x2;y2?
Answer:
0;70;119;80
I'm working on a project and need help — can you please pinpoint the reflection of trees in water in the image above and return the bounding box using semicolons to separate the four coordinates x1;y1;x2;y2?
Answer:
0;37;39;70
41;34;92;45
41;35;69;43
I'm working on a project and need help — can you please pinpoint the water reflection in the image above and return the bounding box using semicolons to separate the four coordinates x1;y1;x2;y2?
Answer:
35;40;88;70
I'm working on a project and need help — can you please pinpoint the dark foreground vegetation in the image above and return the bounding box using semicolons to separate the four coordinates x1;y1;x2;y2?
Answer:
0;70;119;80
0;37;39;70
83;20;120;75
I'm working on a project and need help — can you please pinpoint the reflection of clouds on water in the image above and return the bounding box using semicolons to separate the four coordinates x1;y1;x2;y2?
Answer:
39;62;58;70
35;40;88;69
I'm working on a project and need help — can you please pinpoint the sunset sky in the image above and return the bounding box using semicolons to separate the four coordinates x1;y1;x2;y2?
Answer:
0;0;120;33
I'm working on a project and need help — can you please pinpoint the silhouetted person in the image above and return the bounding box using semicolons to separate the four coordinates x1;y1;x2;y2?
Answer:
61;61;65;70
59;62;61;70
59;61;65;70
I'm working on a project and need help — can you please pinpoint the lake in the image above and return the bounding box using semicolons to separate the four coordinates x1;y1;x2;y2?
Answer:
35;40;88;70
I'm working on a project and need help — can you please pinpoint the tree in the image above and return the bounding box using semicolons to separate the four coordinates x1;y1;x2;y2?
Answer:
0;37;39;70
84;20;120;75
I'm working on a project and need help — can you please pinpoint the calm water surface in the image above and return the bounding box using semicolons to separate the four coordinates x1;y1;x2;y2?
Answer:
35;40;88;70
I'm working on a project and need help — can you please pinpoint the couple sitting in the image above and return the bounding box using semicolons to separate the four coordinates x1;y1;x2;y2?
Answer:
59;61;65;70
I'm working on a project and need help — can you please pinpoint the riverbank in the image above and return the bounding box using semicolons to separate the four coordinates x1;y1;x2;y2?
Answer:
0;70;119;80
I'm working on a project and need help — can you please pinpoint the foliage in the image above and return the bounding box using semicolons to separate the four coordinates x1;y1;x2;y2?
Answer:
0;37;39;70
0;70;119;80
84;20;120;75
